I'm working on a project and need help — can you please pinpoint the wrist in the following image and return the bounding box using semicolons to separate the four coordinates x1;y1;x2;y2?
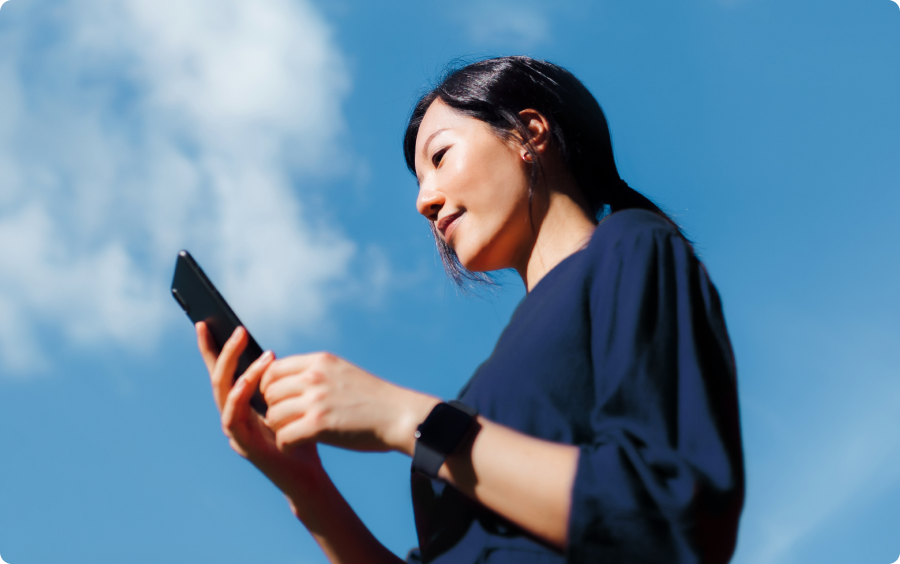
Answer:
282;467;336;523
385;390;441;457
250;446;326;500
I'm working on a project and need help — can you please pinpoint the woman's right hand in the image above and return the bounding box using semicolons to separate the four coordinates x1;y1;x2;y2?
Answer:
196;322;324;499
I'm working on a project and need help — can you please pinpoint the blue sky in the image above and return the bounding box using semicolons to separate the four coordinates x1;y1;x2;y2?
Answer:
0;0;898;562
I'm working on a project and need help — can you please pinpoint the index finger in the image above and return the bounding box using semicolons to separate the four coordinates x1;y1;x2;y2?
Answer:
210;326;249;413
222;350;274;432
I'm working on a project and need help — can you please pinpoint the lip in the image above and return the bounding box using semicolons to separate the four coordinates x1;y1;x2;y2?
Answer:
436;210;464;242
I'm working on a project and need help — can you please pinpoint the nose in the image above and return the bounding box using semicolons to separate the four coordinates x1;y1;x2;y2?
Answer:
416;187;445;222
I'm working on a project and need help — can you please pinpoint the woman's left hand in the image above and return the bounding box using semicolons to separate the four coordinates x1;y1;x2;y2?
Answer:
260;352;440;456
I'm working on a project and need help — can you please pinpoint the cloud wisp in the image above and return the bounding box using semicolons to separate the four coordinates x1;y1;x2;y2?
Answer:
734;315;900;564
0;0;359;372
457;1;550;50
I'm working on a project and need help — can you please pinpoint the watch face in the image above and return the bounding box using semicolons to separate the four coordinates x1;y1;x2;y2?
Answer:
417;403;475;455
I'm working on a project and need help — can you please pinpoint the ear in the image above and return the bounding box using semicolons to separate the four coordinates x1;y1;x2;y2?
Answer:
517;109;551;158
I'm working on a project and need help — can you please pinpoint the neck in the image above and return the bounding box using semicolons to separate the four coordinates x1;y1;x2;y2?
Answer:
513;190;597;292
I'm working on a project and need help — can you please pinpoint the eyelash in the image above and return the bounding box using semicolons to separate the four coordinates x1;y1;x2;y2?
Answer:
432;147;448;167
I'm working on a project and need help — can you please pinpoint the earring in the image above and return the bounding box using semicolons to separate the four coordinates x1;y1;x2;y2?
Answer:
522;151;533;163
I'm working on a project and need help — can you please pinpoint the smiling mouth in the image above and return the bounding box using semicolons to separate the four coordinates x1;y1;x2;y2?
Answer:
436;210;463;242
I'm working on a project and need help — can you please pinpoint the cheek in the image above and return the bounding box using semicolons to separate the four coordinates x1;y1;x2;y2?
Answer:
473;162;531;227
454;169;533;268
459;144;529;206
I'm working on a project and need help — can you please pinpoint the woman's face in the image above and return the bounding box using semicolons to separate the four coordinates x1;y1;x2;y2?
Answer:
414;99;534;272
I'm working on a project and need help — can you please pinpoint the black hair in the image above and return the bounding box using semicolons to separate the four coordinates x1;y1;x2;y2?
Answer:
403;56;674;286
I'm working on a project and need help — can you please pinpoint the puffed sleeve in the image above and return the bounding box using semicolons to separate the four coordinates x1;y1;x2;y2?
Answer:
567;218;744;563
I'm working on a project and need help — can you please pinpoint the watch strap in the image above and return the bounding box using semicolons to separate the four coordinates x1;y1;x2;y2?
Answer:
411;400;478;479
447;399;477;417
412;441;447;478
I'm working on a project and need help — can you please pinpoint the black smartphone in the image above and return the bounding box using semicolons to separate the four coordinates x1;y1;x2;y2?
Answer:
170;250;268;415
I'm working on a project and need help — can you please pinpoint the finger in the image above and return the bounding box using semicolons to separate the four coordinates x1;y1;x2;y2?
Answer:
211;326;248;412
222;350;274;432
274;414;318;451
260;353;325;392
264;391;315;433
262;373;310;406
195;322;218;375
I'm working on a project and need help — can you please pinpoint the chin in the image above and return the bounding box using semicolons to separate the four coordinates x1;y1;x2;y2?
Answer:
454;249;481;272
457;248;501;273
452;231;510;272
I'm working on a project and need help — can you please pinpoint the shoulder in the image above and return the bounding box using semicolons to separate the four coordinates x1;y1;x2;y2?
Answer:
591;208;680;245
584;208;687;262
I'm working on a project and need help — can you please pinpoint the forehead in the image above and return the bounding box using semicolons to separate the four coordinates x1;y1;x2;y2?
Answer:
414;99;468;153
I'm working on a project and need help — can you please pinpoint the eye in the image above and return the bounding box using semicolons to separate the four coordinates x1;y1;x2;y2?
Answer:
432;146;448;167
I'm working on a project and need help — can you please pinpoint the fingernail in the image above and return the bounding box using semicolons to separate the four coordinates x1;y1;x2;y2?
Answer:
261;350;274;362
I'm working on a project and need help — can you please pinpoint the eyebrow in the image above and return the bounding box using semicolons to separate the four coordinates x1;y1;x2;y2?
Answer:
422;128;449;159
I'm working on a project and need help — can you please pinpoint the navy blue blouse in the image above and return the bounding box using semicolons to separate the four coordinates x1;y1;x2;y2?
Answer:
407;209;744;564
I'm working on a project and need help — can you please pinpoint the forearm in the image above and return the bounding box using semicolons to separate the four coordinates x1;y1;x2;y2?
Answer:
392;402;579;550
281;468;404;564
437;417;579;549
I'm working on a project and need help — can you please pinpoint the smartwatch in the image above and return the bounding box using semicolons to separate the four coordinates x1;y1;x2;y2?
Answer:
411;400;479;479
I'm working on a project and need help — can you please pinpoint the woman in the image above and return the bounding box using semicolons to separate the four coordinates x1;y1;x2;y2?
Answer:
197;56;744;563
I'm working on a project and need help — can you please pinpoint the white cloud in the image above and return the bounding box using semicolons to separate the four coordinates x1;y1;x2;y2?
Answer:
0;0;359;373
